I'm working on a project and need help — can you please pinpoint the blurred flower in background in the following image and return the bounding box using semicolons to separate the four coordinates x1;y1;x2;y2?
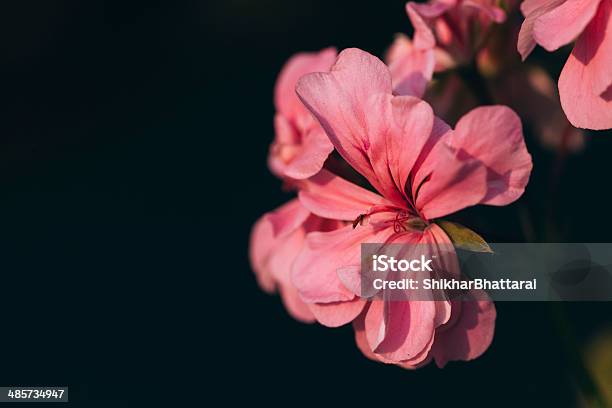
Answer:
406;0;508;70
518;0;612;130
269;48;337;180
386;33;435;97
404;4;585;154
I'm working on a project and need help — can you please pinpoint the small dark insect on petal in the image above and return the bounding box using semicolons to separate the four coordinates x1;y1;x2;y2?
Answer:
353;214;366;229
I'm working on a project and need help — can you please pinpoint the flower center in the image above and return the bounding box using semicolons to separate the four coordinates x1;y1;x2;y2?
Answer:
393;212;428;232
352;208;428;232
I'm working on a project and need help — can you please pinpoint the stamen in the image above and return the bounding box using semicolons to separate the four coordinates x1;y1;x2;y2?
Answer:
393;212;428;232
352;205;399;229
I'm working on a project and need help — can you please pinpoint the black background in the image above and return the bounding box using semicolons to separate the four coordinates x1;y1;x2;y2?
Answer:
0;1;610;406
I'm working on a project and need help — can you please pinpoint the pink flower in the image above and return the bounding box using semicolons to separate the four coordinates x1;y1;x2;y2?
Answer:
293;48;532;367
518;0;612;130
386;34;435;97
406;0;507;70
249;199;343;322
269;48;337;179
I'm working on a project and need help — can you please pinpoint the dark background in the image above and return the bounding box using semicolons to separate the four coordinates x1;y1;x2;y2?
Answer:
0;0;610;406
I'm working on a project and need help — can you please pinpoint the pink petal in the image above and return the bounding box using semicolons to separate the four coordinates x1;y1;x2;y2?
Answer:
291;224;395;303
268;115;301;179
386;34;414;65
308;298;366;327
388;96;435;197
250;209;315;322
521;0;555;15
296;48;406;204
274;48;338;120
360;229;452;363
249;215;277;293
336;229;423;299
298;169;393;221
363;300;386;351
450;106;533;206
559;0;612;130
408;225;456;328
518;0;565;59
266;198;311;237
397;353;433;369
431;299;496;368
363;93;411;204
353;311;383;362
250;200;339;323
387;34;435;97
365;299;437;363
266;220;307;286
353;226;463;366
273;113;299;146
410;116;453;187
337;265;364;297
423;223;458;325
414;142;489;220
302;210;346;234
534;0;602;52
291;226;365;303
283;127;334;179
278;284;316;323
297;49;442;206
270;49;337;180
405;2;452;50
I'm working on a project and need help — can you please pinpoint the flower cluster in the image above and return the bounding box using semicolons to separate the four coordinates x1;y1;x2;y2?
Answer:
250;0;607;368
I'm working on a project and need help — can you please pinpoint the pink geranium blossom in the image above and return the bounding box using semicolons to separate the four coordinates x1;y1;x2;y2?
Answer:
250;40;435;327
268;48;337;179
518;0;612;130
250;199;342;322
406;0;507;70
292;48;532;367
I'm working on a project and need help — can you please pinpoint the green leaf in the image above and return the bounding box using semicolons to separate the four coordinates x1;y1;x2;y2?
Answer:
435;220;493;253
